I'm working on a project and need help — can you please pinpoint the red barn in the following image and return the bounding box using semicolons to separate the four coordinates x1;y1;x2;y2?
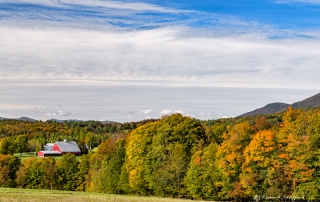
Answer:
37;139;81;157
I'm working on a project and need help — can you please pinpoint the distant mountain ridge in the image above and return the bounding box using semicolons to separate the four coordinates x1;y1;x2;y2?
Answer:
239;103;290;117
292;93;320;109
0;117;37;122
50;119;118;124
0;117;118;124
18;117;37;122
239;92;320;117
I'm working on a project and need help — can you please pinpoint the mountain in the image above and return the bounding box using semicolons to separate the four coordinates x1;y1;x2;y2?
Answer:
292;93;320;109
49;119;118;124
0;117;36;122
239;92;320;117
0;117;118;124
101;120;119;124
17;117;37;122
50;118;82;123
238;103;290;117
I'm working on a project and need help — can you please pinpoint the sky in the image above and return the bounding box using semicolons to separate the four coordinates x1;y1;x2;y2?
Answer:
1;0;320;122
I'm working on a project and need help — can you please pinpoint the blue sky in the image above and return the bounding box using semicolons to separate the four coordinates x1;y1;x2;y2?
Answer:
2;0;320;32
1;0;320;121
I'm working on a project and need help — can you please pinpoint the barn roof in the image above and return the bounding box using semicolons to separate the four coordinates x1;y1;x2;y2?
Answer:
39;151;61;154
55;141;81;153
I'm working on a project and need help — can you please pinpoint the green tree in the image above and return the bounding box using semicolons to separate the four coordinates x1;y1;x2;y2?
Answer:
86;137;117;192
126;114;206;196
210;122;227;145
57;153;79;191
85;132;96;152
42;157;58;190
0;138;14;155
15;135;28;155
152;143;188;197
0;154;21;187
126;122;155;195
169;144;188;196
99;139;126;193
186;143;221;200
75;154;91;192
118;161;133;194
216;122;255;200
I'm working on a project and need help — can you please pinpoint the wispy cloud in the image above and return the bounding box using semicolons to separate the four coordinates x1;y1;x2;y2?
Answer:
43;111;70;117
4;0;183;13
160;110;173;115
139;109;153;114
0;0;194;30
1;0;320;122
1;24;320;90
0;0;299;35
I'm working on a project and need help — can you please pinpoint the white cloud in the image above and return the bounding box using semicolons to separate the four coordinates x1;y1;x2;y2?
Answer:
58;111;72;116
139;109;153;114
44;112;57;117
216;113;234;119
42;110;72;117
160;110;173;115
5;0;183;13
175;110;184;114
0;24;320;90
1;10;320;122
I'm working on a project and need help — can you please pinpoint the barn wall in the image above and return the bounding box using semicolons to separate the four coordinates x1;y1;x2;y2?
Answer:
37;151;44;157
52;143;61;152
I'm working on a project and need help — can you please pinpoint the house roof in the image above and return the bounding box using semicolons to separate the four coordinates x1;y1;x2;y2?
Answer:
55;141;81;153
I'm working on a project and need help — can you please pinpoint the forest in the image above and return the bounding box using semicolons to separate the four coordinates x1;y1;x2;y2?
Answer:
0;107;320;200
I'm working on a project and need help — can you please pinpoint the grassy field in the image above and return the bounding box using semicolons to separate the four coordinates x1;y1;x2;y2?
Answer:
14;150;98;163
0;188;202;202
14;152;81;163
14;152;37;163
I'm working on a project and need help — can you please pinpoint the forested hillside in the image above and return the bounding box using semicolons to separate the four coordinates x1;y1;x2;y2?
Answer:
238;102;289;117
1;109;320;200
292;93;320;109
239;92;320;117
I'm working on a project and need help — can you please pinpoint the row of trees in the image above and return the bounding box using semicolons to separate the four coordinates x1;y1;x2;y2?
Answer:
0;119;156;154
86;109;320;200
1;109;320;200
0;153;91;191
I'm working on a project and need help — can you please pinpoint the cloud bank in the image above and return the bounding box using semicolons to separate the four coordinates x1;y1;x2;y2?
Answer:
1;0;320;121
0;24;320;90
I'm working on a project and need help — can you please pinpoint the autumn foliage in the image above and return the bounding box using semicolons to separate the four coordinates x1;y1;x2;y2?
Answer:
1;109;320;200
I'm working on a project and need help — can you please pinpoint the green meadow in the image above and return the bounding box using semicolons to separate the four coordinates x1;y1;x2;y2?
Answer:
0;188;200;202
14;148;98;163
14;152;81;162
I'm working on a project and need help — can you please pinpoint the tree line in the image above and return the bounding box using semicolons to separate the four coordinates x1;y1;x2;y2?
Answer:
1;109;320;200
0;119;156;154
